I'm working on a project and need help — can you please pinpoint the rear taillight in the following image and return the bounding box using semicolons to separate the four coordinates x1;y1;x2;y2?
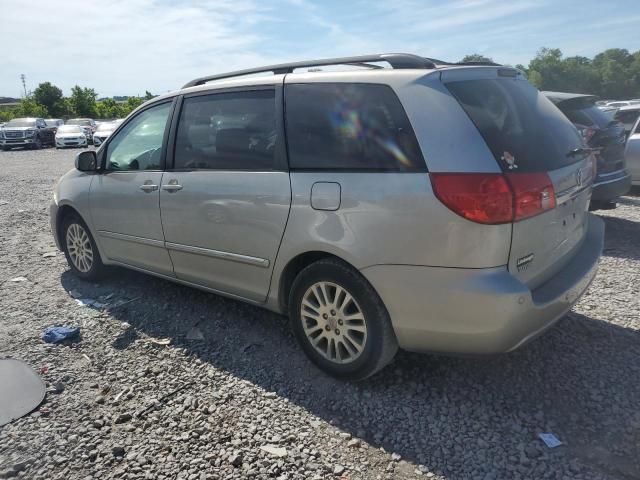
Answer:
431;172;556;225
576;124;596;144
506;172;556;221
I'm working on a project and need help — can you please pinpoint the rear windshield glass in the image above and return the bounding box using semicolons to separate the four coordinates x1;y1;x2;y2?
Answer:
558;100;615;129
285;83;425;171
446;79;583;172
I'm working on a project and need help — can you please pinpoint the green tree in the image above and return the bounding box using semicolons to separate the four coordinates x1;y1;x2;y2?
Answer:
12;98;49;117
69;86;98;117
32;82;64;117
460;54;494;63
95;98;124;119
143;90;155;101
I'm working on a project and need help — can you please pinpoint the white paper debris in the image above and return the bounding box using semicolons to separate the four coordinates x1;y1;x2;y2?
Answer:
260;445;288;458
42;252;57;258
539;433;563;448
9;277;28;282
75;298;107;309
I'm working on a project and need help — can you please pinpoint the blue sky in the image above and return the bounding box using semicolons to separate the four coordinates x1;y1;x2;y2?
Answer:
1;0;639;98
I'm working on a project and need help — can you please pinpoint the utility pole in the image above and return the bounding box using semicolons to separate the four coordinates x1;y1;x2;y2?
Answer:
20;74;27;97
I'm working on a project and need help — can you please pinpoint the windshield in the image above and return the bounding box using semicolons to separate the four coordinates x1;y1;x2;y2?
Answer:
96;123;116;132
57;125;83;133
67;119;91;126
446;78;583;172
6;119;36;127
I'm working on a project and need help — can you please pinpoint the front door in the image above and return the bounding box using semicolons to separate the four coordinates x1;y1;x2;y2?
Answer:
90;101;174;276
160;87;291;302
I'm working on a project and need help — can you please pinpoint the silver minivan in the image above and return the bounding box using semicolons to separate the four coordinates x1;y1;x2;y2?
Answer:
50;54;604;380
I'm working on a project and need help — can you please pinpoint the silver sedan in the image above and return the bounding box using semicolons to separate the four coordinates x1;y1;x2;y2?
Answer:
626;117;640;186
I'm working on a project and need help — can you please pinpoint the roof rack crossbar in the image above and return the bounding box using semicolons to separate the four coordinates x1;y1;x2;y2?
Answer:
182;53;436;88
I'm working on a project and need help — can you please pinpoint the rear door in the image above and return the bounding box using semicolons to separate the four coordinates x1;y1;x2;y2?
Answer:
444;69;594;289
160;84;291;302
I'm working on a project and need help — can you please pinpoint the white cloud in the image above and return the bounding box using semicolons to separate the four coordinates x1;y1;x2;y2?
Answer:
0;0;279;97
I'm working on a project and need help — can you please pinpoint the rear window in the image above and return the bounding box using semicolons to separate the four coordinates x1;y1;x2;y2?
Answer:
446;79;583;172
616;110;640;126
557;99;615;129
285;83;425;171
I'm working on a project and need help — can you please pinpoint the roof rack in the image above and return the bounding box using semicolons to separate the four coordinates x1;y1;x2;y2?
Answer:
182;53;437;88
427;58;503;67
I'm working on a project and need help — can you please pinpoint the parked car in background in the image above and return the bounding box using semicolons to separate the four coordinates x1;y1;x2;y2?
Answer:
55;125;88;149
50;54;604;380
544;91;630;209
66;118;97;143
92;122;119;147
0;117;55;150
614;105;640;136
45;118;64;129
625;117;640;187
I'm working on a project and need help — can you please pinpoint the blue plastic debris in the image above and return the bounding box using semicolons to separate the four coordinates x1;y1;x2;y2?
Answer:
42;326;80;344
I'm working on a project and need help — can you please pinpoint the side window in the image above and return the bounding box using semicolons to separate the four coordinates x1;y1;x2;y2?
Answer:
285;83;425;171
174;90;277;170
105;102;171;171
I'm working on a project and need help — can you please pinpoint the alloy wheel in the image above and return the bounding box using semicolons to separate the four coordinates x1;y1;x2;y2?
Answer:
66;223;94;273
300;281;368;364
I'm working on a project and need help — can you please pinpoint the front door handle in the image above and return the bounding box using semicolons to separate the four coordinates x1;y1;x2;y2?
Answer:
139;182;159;193
162;179;183;192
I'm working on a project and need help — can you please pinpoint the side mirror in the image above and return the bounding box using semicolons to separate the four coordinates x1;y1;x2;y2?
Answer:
75;151;97;172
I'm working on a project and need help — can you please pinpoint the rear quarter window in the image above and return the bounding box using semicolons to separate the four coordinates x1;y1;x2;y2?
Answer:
285;83;425;171
446;78;583;172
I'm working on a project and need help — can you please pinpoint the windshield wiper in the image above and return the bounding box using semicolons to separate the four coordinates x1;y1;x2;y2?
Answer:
566;147;598;158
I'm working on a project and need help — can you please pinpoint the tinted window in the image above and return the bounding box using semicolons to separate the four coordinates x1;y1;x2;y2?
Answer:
285;83;425;171
447;79;583;172
174;90;277;170
616;110;640;125
106;102;171;171
557;100;615;129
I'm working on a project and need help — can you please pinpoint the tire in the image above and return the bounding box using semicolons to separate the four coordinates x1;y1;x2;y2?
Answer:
61;214;106;281
1;146;10;152
31;136;42;150
289;258;398;380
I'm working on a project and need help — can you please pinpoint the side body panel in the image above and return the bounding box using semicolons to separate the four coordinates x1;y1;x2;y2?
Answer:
160;171;291;302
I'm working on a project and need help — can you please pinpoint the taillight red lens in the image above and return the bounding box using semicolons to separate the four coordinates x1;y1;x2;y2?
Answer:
430;173;513;224
431;172;556;224
506;172;556;221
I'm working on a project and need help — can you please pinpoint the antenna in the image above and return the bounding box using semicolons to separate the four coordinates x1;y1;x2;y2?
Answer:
20;74;27;97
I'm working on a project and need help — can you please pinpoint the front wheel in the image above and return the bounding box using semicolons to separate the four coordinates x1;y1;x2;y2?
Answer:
31;136;42;150
62;214;106;280
289;258;398;380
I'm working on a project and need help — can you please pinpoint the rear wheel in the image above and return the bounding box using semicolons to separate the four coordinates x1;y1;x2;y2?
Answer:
62;214;106;280
289;258;397;380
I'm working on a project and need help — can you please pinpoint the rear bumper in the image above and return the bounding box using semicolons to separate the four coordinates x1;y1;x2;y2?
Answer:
591;170;631;202
361;214;604;354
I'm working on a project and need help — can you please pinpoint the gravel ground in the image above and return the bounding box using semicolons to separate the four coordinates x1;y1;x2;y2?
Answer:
0;147;639;480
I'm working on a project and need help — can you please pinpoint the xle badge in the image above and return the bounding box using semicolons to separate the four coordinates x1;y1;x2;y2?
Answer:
517;253;534;272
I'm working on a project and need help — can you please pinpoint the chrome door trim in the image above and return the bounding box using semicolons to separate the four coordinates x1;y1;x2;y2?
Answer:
98;230;165;248
165;242;270;268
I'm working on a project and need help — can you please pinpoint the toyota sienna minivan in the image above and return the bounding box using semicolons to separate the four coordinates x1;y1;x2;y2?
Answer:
50;54;604;380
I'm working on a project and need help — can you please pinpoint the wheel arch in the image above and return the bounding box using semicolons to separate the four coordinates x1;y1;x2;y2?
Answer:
56;204;88;249
276;250;362;315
